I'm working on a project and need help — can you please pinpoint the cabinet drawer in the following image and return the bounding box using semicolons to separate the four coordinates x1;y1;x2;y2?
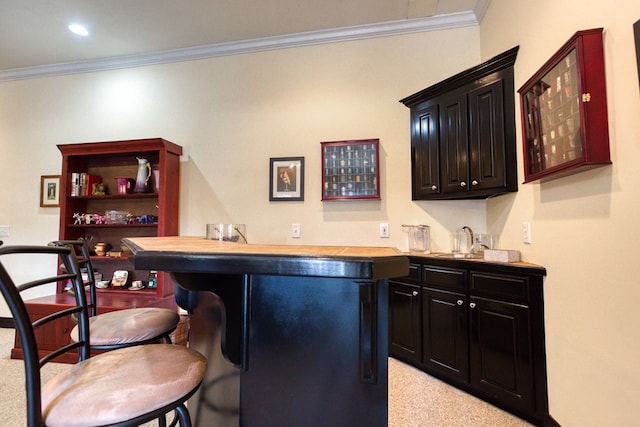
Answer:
470;271;529;304
423;266;466;292
395;262;421;284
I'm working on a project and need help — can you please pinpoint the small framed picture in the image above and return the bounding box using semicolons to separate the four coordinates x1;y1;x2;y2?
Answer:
40;175;61;208
269;157;304;201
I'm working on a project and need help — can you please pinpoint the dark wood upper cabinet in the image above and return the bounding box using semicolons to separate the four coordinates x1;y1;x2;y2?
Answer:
401;47;519;200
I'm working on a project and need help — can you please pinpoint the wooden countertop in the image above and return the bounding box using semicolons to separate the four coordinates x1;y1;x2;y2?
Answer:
124;236;404;258
402;252;547;275
122;236;409;280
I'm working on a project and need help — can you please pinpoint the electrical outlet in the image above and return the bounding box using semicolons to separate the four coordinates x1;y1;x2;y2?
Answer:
291;223;301;238
523;222;532;244
379;223;389;238
0;225;9;237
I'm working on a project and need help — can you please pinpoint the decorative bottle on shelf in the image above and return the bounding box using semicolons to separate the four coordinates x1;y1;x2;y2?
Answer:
148;270;158;288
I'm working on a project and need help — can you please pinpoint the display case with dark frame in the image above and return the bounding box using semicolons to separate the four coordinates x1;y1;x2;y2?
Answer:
518;28;611;183
321;139;380;201
634;19;640;87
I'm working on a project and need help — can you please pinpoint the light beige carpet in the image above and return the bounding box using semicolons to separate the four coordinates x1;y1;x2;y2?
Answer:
0;327;530;426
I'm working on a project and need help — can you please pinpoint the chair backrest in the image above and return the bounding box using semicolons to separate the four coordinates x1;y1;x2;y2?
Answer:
50;239;98;317
0;244;91;426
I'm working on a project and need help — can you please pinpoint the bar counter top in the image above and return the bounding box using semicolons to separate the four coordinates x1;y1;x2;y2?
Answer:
123;236;409;280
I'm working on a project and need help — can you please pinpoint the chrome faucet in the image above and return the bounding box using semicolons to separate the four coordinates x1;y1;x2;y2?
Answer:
462;226;473;244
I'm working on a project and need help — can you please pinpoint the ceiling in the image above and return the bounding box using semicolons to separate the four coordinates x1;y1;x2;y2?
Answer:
0;0;487;80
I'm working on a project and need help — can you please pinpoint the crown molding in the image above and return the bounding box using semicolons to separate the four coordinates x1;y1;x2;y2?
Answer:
0;11;478;82
474;0;492;22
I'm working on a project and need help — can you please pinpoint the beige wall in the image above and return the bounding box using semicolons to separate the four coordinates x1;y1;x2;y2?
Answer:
481;0;640;425
0;28;483;301
1;1;639;424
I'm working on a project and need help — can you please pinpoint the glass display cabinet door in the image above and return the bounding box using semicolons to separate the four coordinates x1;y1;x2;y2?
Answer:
518;28;611;183
321;139;381;201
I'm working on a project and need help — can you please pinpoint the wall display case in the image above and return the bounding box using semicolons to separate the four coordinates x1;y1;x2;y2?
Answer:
321;139;380;201
634;19;640;86
518;28;611;183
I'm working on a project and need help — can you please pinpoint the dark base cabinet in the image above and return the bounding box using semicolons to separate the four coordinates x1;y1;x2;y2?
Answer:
389;256;558;427
389;281;421;364
422;265;468;383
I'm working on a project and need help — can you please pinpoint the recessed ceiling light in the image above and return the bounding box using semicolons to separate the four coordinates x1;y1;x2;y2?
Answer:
68;23;89;36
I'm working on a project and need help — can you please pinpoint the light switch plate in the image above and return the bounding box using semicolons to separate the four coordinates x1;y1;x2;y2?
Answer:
522;222;532;244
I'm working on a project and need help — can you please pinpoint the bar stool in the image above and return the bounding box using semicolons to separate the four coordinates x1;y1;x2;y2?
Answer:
0;244;206;426
52;239;181;351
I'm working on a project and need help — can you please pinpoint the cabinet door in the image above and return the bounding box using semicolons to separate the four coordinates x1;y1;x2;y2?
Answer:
468;78;506;191
411;101;440;198
469;297;534;414
389;281;421;364
439;91;469;194
422;287;468;383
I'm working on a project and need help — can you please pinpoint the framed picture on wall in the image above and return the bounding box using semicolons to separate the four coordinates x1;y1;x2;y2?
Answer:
40;175;60;207
269;157;304;201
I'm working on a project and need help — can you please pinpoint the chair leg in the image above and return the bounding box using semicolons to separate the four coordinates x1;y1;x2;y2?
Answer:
162;407;190;427
175;405;192;427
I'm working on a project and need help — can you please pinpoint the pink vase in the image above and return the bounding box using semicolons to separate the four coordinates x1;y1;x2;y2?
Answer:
114;177;134;194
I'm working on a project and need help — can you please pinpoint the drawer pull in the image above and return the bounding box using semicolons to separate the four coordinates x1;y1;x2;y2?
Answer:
469;302;476;309
412;291;418;297
457;299;464;305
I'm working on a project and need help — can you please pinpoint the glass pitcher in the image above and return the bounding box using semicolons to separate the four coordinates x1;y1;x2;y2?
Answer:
402;225;431;254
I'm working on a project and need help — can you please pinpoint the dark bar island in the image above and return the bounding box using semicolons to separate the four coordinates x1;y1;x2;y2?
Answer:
123;236;409;427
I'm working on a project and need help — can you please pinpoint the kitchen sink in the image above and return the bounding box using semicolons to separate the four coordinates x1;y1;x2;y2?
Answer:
434;253;483;259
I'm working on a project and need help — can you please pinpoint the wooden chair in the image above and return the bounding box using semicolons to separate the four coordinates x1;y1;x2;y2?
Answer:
51;239;181;351
0;244;206;426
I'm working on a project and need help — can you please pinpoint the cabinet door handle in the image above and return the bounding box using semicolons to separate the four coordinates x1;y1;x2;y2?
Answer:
431;185;437;191
412;291;418;297
457;299;464;305
460;182;466;187
472;180;478;186
469;302;476;309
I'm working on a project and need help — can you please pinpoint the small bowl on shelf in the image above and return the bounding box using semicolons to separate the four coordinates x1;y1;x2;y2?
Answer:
96;280;110;289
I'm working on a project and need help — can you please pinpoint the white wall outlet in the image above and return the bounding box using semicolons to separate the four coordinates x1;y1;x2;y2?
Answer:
379;223;390;238
523;222;532;244
0;225;9;237
291;223;301;238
